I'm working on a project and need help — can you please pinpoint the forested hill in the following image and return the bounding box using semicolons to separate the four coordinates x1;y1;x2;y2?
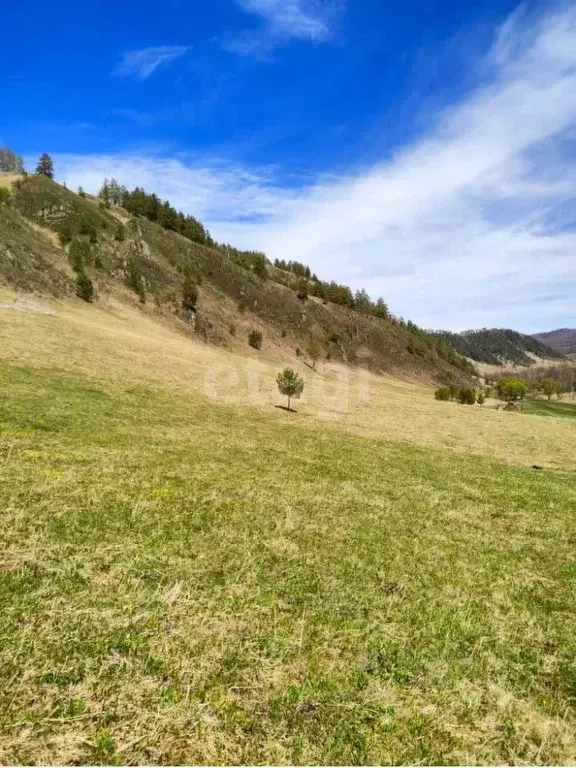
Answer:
532;329;576;356
0;169;477;384
433;328;566;366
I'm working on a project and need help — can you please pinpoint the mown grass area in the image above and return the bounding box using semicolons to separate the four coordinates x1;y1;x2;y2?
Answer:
523;398;576;420
1;362;576;764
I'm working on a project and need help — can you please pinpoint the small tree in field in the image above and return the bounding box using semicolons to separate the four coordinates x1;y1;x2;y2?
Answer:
539;378;556;402
477;392;485;405
434;386;450;401
276;368;304;411
36;153;54;179
497;377;527;402
307;335;323;370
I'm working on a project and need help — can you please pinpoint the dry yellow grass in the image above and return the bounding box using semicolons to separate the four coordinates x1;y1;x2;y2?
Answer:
2;285;576;763
0;173;22;190
1;286;574;470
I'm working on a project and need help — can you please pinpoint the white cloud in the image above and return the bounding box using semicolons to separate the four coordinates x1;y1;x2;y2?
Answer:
59;5;576;332
115;46;189;80
225;0;336;55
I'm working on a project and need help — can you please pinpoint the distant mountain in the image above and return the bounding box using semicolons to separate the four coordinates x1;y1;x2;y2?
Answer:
532;329;576;356
433;328;566;367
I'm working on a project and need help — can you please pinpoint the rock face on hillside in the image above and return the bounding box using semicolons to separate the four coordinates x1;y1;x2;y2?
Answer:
532;328;576;356
0;174;476;385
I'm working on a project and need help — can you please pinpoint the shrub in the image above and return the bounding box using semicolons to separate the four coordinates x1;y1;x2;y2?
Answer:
434;387;451;401
58;225;72;246
0;187;11;205
68;239;91;272
228;323;236;336
248;330;262;350
477;392;485;405
114;223;126;242
181;273;198;312
458;388;477;405
276;367;304;410
75;271;94;302
125;259;146;303
448;385;459;401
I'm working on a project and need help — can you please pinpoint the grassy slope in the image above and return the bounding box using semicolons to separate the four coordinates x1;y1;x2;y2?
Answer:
524;398;576;420
1;298;576;763
4;175;473;384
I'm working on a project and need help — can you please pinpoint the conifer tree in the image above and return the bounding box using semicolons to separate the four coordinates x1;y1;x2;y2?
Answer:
35;153;54;178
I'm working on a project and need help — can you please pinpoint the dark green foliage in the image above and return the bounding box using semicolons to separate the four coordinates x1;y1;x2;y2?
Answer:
114;223;126;242
457;388;477;405
224;246;268;279
477;392;485;405
78;186;86;197
0;147;24;173
35;153;54;179
248;330;262;350
75;271;94;302
68;239;91;272
274;259;312;279
58;225;72;246
181;273;198;312
434;387;451;401
100;180;212;246
125;259;146;303
296;278;309;300
276;367;305;410
433;328;564;366
0;187;11;205
448;385;459;401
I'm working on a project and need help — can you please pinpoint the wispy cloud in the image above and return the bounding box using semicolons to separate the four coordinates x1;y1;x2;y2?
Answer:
59;5;576;332
115;45;190;80
224;0;338;56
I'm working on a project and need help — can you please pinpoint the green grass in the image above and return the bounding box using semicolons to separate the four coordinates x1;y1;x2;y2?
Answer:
1;363;576;763
523;397;576;420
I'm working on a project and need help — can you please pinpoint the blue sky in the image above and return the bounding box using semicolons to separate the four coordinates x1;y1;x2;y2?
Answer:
1;0;575;332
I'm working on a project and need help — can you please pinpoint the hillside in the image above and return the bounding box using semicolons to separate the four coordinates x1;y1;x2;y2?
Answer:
0;173;475;385
433;327;565;367
3;172;576;764
532;328;576;356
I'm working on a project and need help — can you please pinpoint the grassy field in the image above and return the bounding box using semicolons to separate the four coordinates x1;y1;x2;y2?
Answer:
1;292;576;764
523;398;576;420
